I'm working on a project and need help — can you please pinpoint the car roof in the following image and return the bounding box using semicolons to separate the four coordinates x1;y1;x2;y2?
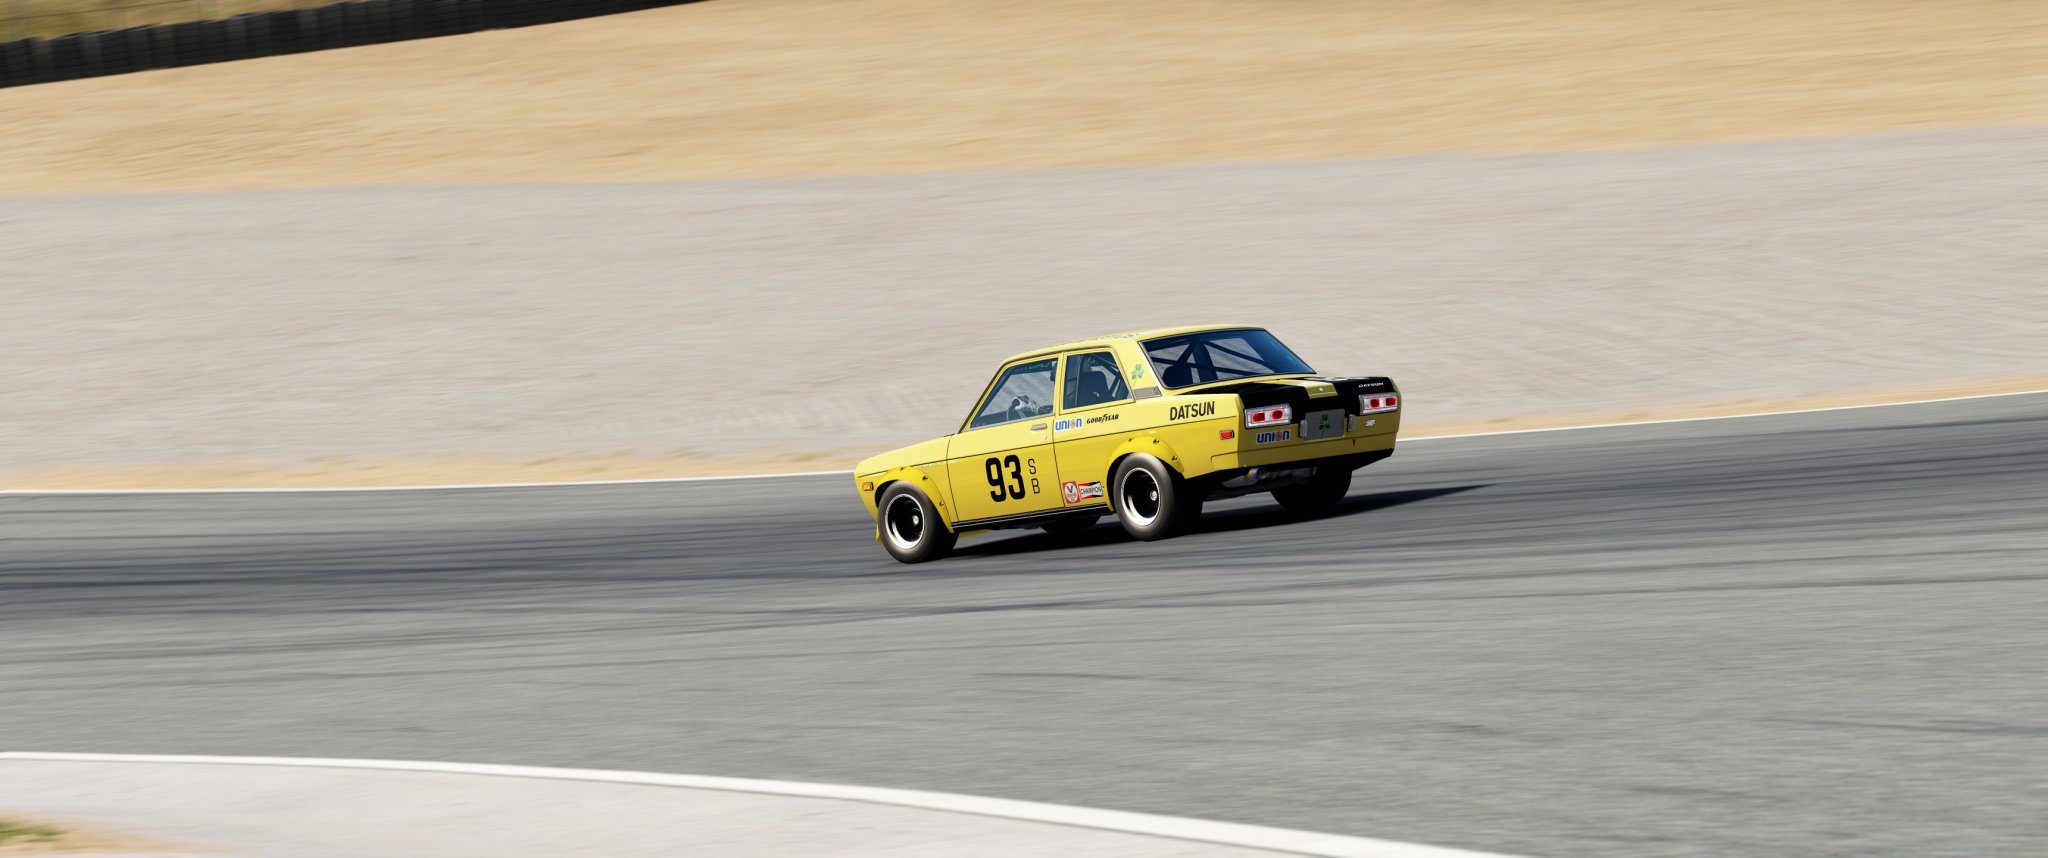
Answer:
999;324;1265;365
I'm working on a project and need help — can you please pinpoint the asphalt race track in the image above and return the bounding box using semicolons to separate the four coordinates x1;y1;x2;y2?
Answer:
4;394;2045;858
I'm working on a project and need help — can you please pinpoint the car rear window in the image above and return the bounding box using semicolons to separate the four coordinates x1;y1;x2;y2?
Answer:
1143;329;1313;388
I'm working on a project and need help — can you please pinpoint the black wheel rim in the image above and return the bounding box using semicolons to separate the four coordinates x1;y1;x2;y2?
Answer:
884;494;926;550
1121;469;1161;526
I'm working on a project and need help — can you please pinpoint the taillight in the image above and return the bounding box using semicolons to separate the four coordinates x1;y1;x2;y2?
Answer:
1244;404;1293;427
1360;393;1400;414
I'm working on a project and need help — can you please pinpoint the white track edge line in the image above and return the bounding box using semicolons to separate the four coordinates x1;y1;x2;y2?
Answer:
0;468;854;495
0;752;1522;858
5;387;2043;495
1403;386;2048;440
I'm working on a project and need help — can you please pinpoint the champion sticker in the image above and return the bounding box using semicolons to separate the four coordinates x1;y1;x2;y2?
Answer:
1255;429;1293;444
1062;480;1104;504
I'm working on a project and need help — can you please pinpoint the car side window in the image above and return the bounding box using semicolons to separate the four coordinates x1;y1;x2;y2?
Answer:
1062;351;1130;410
968;358;1058;429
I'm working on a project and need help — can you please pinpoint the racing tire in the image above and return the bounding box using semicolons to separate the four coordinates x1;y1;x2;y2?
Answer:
1272;465;1352;515
1111;455;1199;541
878;483;956;564
1041;516;1099;536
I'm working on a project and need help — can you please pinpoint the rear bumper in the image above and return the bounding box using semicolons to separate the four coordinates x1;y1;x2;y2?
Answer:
1209;429;1397;473
1198;447;1393;500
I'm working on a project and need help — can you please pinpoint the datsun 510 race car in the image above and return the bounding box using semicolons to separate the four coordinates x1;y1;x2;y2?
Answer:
853;325;1401;563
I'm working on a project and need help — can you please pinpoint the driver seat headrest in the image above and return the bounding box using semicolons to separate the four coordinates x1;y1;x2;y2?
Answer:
1079;371;1111;404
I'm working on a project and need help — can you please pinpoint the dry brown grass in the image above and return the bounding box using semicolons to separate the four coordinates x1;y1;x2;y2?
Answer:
0;812;185;854
0;0;333;41
2;0;2047;195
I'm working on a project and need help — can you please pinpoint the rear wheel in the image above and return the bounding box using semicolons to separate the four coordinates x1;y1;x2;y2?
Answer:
1273;465;1352;514
878;483;956;564
1112;455;1200;541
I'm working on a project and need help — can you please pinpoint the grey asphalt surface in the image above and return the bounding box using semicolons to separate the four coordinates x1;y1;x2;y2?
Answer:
3;394;2046;858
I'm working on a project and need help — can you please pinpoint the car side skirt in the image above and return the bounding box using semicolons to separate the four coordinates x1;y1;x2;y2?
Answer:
949;506;1103;532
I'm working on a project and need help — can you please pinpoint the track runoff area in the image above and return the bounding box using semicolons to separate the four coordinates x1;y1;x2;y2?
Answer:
3;391;2045;857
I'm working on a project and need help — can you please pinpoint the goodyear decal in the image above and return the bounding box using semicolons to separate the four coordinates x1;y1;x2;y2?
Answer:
1255;429;1293;444
1167;401;1216;421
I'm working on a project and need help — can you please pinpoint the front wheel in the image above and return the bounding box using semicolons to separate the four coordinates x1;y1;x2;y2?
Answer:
1272;465;1352;514
1112;455;1200;541
878;483;956;564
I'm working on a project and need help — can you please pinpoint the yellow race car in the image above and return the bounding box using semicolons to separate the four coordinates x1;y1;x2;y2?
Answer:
854;325;1401;563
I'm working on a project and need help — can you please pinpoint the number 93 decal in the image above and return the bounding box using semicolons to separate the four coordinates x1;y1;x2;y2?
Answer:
984;455;1040;502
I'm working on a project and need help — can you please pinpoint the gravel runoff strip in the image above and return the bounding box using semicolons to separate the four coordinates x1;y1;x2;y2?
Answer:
1;387;2041;495
2;125;2044;485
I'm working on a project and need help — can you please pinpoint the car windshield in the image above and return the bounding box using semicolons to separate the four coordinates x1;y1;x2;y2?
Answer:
1142;329;1314;388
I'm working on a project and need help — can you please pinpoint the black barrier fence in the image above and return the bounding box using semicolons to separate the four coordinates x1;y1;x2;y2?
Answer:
0;0;705;88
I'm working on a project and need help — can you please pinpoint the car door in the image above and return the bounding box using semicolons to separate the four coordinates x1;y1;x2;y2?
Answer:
1050;349;1134;509
947;357;1062;525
